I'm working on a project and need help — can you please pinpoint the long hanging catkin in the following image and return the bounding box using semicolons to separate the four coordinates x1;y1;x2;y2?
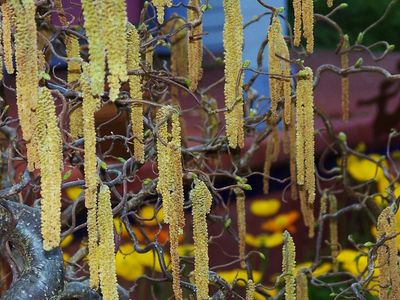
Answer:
235;188;246;268
187;0;203;91
302;0;314;53
329;193;339;272
81;0;105;96
152;0;172;24
377;207;400;300
293;0;302;47
223;0;244;149
296;271;309;300
127;24;144;163
36;87;63;251
99;0;128;101
97;185;118;300
341;35;350;121
190;179;212;300
1;2;14;74
282;231;296;300
156;106;185;300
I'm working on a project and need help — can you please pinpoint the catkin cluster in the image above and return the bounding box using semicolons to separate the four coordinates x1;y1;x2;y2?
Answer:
100;0;128;101
1;2;14;74
235;188;246;268
268;15;291;122
190;179;212;300
292;0;314;53
341;35;350;121
282;231;296;300
156;106;185;300
127;24;144;163
223;0;244;149
377;207;400;300
188;0;203;91
152;0;172;24
36;87;63;251
97;185;118;300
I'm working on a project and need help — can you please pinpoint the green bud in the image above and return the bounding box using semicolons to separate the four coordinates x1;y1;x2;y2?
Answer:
354;57;363;69
356;32;364;44
243;59;251;68
338;132;347;142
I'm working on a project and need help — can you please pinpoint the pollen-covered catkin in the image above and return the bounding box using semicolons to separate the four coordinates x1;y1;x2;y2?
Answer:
190;179;212;300
156;106;185;300
223;0;244;149
245;279;255;300
152;0;172;24
296;271;309;300
1;2;14;74
295;78;305;186
69;106;83;139
293;0;302;46
87;202;99;288
36;87;63;251
282;230;296;300
168;18;188;78
341;35;350;121
302;0;314;53
377;207;400;300
100;0;128;101
127;24;144;163
329;193;339;272
188;0;203;90
235;188;246;268
81;0;105;96
81;63;100;209
97;185;118;300
66;36;81;86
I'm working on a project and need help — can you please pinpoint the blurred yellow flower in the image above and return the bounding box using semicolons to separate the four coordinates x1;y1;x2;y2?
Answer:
139;205;164;226
261;211;299;233
60;234;74;248
63;252;70;264
115;243;170;281
245;232;283;248
65;186;83;201
337;249;374;276
178;244;195;256
217;269;262;286
296;262;332;277
346;154;387;183
114;217;129;237
250;198;281;217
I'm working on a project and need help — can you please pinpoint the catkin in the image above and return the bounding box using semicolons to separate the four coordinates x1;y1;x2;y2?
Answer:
235;188;246;268
282;231;296;300
188;0;203;91
54;0;67;25
293;0;302;47
327;0;334;7
299;188;314;238
70;106;83;139
223;0;244;149
81;0;106;96
156;106;185;300
246;279;255;300
0;11;3;81
329;193;339;272
296;271;309;300
81;63;100;209
190;179;212;300
87;201;99;288
152;0;172;24
36;87;63;251
1;2;14;74
66;36;81;86
145;35;154;69
97;185;118;300
100;0;128;101
127;24;144;163
341;35;350;121
168;18;188;78
377;207;400;300
289;106;298;200
302;0;314;54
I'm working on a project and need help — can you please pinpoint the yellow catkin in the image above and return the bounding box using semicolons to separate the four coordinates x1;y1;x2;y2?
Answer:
341;35;350;121
296;271;309;300
156;106;185;300
70;106;83;139
36;87;63;251
145;35;154;69
289;106;298;200
299;188;314;238
87;199;99;288
377;207;400;300
282;231;296;300
81;0;105;96
167;18;188;78
187;0;203;91
0;11;3;81
97;185;118;300
296;67;315;205
54;0;67;26
293;0;302;47
100;0;128;101
152;0;172;24
329;193;339;272
1;3;14;74
235;188;246;269
66;35;81;86
81;63;100;209
246;279;255;300
127;24;144;163
190;179;212;300
302;0;314;54
327;0;334;7
223;0;244;149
